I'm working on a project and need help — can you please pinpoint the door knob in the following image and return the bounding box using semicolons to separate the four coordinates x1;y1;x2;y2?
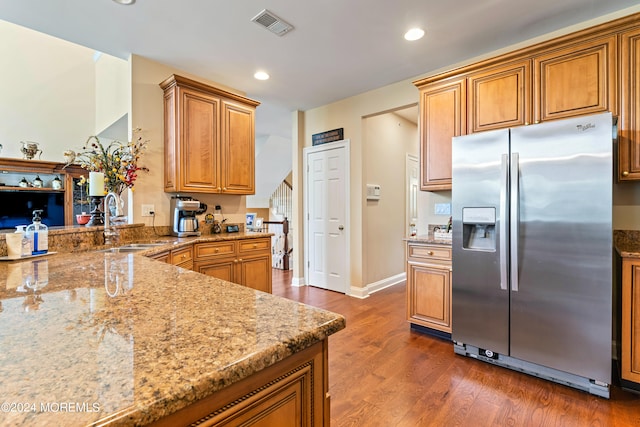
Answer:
338;225;344;231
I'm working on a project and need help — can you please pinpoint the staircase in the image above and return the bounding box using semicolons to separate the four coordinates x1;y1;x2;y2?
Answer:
267;180;293;270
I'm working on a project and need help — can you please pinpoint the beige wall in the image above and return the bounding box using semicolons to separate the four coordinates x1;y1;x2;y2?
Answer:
0;19;95;160
95;53;129;135
297;5;640;295
300;81;417;291
362;111;418;285
129;55;250;227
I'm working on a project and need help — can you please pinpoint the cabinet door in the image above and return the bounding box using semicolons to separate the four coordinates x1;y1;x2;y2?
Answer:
534;35;616;123
221;100;255;194
180;88;221;192
407;262;451;333
622;258;640;384
419;78;466;191
163;87;179;191
468;60;531;132
195;258;236;282
619;28;640;181
238;255;272;293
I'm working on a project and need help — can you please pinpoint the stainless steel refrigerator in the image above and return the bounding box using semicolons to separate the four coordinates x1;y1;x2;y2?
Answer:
451;112;613;398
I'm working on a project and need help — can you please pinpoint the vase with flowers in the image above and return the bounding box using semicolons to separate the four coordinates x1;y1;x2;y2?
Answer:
67;128;149;222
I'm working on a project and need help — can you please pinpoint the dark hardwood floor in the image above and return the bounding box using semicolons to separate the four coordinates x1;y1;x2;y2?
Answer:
272;269;640;426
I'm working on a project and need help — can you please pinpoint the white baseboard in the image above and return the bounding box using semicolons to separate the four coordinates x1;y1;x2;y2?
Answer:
349;272;406;299
291;276;305;287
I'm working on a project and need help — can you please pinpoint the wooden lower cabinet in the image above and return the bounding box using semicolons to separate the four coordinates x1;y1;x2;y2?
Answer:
621;257;640;390
152;339;329;427
149;250;171;264
171;245;194;270
406;241;452;334
149;246;193;270
195;238;272;293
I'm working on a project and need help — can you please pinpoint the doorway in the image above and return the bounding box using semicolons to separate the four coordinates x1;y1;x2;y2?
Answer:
303;140;350;294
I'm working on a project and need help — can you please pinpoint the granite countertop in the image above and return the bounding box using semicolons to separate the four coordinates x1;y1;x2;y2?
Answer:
614;230;640;258
404;233;452;246
0;251;345;426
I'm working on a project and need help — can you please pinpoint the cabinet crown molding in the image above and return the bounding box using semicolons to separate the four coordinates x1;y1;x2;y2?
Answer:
159;74;260;107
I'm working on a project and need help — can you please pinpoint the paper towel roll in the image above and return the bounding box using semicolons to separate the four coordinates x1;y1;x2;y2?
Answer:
6;233;23;258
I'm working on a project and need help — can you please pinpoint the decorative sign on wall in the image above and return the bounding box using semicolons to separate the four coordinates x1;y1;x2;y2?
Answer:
312;128;344;146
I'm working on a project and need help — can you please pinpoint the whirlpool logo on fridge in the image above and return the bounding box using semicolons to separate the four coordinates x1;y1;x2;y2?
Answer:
576;123;596;131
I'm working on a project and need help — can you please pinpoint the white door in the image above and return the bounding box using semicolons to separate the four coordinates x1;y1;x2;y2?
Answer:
305;142;348;293
406;154;419;235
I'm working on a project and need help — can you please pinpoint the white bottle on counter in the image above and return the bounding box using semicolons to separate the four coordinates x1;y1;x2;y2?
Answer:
26;210;48;255
17;226;31;256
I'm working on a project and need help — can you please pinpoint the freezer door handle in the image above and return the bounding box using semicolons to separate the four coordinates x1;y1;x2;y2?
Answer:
510;152;519;292
499;154;508;291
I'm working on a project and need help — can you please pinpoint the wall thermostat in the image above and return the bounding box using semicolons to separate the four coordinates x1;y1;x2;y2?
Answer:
366;184;381;200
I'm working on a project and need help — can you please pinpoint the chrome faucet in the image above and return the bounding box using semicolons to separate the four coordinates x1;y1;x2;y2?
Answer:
103;192;121;246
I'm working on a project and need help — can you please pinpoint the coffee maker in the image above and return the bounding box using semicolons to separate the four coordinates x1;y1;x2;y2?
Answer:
170;196;204;237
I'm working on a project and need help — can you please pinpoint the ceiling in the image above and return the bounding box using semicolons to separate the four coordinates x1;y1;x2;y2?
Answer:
1;0;638;142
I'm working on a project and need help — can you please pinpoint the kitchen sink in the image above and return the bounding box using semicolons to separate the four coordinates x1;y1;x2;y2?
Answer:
98;241;173;253
100;246;148;253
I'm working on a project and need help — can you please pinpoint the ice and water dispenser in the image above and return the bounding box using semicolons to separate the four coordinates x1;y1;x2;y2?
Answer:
461;207;496;251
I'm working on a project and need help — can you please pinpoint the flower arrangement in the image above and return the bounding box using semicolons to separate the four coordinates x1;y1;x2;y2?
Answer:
69;128;149;195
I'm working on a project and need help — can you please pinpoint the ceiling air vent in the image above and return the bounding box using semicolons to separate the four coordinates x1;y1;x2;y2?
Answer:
251;9;294;36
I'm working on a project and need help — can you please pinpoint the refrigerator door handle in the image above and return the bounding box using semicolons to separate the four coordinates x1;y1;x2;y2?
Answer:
510;152;520;292
499;154;509;291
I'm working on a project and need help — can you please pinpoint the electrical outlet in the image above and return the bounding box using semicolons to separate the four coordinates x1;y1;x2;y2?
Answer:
142;204;155;217
435;203;451;215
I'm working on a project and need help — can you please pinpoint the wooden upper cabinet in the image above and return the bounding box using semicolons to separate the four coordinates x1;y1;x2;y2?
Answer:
221;100;255;194
160;74;259;194
181;88;220;191
619;27;640;181
533;35;616;123
468;60;531;132
417;77;466;191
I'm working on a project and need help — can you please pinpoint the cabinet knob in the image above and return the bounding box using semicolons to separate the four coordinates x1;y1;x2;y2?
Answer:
524;122;529;126
253;244;257;248
234;259;238;264
535;120;540;124
427;251;434;256
223;187;227;191
215;248;219;253
217;187;222;192
622;171;630;177
238;258;243;263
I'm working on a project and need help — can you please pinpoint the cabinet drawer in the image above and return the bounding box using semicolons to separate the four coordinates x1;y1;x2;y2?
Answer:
407;244;451;262
171;246;193;266
149;250;171;263
195;241;237;259
238;238;271;255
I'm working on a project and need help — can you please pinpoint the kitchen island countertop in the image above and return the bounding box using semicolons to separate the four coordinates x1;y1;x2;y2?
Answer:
0;251;345;426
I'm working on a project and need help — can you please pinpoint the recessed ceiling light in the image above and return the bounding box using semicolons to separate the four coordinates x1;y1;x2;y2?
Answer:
254;71;270;81
404;28;425;41
113;0;135;5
